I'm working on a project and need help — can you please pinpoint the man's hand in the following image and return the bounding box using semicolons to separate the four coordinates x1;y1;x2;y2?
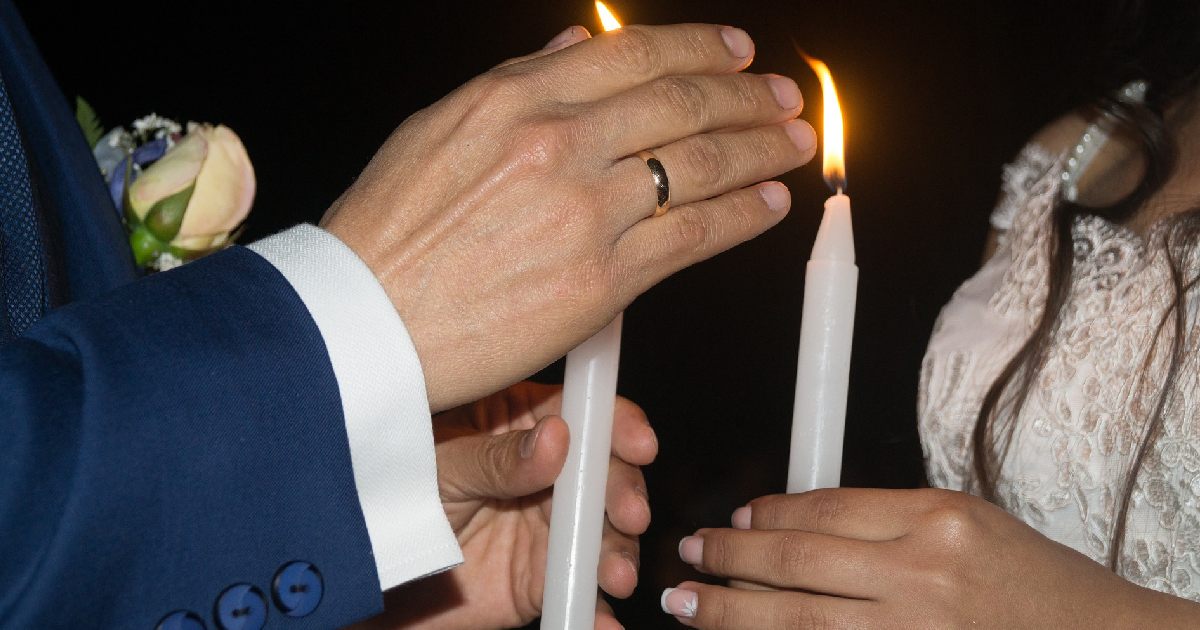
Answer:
322;22;816;412
353;381;657;630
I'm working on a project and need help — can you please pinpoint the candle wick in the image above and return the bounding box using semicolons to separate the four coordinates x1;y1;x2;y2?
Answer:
836;186;844;196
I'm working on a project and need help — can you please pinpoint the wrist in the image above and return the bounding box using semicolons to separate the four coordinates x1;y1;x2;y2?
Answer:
320;214;460;412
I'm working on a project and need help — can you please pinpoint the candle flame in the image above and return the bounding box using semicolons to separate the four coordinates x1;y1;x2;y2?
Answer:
799;49;846;193
596;1;622;31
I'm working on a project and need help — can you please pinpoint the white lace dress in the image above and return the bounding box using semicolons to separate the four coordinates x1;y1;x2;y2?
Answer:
918;143;1200;601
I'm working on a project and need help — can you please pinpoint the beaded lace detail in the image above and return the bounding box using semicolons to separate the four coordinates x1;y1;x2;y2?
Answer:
919;143;1200;601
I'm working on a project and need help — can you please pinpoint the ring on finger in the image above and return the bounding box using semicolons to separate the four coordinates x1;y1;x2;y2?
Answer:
636;150;671;218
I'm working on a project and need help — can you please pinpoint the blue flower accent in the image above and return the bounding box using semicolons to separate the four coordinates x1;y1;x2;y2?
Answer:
106;155;130;209
133;138;168;165
106;138;170;211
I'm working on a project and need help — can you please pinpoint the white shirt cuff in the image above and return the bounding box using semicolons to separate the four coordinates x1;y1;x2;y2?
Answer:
249;224;463;591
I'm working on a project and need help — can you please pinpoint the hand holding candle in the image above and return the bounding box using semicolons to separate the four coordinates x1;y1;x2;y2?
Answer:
788;54;857;493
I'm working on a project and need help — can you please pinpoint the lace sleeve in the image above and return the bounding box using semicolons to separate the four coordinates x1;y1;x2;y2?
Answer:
990;144;1061;233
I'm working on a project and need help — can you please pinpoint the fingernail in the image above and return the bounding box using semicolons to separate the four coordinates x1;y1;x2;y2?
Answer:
785;119;817;154
767;75;802;110
678;535;704;565
520;420;544;459
759;182;790;212
543;26;577;50
720;27;753;59
661;587;699;618
732;506;752;529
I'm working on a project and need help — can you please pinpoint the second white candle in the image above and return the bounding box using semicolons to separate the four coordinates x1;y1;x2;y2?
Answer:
787;192;856;493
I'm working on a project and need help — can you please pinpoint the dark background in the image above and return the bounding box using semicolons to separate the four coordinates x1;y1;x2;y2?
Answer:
17;1;1104;627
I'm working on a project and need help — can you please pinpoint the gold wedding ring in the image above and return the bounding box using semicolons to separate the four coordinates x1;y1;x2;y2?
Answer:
636;150;671;218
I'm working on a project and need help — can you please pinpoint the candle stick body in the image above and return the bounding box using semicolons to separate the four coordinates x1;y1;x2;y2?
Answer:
541;314;623;630
788;194;857;493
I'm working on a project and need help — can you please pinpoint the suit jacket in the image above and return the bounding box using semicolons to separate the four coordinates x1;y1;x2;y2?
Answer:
0;2;385;627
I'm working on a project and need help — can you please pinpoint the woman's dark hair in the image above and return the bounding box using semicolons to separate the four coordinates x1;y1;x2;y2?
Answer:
971;0;1200;571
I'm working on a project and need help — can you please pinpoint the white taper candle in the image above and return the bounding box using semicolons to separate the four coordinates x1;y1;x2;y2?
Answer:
788;193;856;493
542;6;626;627
541;314;623;629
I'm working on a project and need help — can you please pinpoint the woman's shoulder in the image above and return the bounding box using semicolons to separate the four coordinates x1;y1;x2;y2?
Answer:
981;112;1089;261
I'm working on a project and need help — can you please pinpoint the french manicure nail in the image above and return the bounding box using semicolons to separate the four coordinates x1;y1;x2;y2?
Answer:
732;506;752;529
720;27;753;59
759;182;790;212
785;119;818;154
678;536;704;565
768;75;802;110
661;587;699;618
543;26;577;50
520;420;544;459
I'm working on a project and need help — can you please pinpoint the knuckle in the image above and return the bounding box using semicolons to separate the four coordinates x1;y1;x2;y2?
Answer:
707;590;741;629
924;503;978;549
467;72;523;108
719;188;762;236
748;495;784;527
774;534;811;579
607;26;660;76
803;489;846;529
702;533;734;574
786;603;835;630
683;28;717;64
652;76;709;124
669;208;711;254
731;74;765;110
457;74;530;130
680;135;729;187
509;118;575;174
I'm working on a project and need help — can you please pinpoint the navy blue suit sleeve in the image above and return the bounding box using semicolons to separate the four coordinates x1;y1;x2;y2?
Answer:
0;246;384;628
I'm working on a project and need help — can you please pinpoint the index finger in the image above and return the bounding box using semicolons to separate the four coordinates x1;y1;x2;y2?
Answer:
517;23;754;103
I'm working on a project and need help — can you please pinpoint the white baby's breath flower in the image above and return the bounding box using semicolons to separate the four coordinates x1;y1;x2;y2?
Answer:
152;252;185;272
93;127;133;178
106;127;131;148
132;113;182;138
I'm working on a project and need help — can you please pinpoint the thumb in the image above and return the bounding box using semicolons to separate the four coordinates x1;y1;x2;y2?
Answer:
437;416;570;503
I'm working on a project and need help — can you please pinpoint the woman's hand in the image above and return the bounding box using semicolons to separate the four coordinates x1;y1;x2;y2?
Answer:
355;381;656;630
661;488;1200;629
321;23;816;412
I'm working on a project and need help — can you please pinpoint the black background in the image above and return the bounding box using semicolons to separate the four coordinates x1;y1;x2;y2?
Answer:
16;1;1105;627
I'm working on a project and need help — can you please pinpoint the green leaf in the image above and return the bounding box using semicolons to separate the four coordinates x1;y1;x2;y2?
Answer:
74;97;105;149
144;184;194;242
129;225;165;268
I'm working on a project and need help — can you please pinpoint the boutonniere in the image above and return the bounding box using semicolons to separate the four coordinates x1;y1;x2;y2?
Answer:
77;99;256;271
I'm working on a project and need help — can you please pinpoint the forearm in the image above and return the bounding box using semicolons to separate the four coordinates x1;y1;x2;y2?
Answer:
0;247;383;626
